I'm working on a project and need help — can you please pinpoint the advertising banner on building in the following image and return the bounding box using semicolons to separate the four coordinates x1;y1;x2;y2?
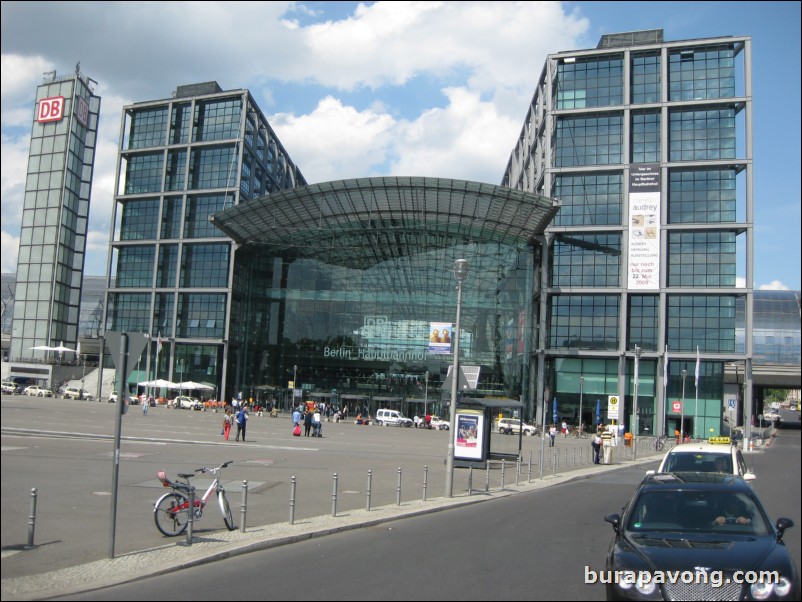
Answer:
627;164;661;290
429;322;452;354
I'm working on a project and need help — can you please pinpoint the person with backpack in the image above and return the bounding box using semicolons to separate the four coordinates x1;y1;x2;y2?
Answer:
235;406;248;442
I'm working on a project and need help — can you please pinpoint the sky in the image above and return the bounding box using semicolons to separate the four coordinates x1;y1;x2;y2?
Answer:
1;1;800;290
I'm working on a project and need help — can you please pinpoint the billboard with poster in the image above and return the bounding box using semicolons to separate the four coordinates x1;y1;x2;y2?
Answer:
454;409;484;461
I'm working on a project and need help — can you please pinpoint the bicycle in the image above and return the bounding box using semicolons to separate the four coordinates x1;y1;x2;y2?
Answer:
153;460;235;536
654;435;667;452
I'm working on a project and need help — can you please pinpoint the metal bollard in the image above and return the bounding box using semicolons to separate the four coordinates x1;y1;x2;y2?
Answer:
422;466;428;501
552;452;557;476
186;485;196;545
572;449;576;467
485;460;490;492
289;476;297;525
516;457;521;486
501;459;506;489
528;451;533;482
468;465;473;495
396;467;402;506
331;473;338;517
366;470;372;511
26;488;38;549
240;480;248;533
565;447;568;467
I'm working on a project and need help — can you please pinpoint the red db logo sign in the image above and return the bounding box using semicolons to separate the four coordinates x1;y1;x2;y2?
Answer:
37;96;65;123
672;401;682;413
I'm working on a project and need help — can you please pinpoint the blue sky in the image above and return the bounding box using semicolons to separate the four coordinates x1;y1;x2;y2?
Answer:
1;1;799;289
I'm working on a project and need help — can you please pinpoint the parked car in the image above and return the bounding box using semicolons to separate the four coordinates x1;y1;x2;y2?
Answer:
63;386;93;400
1;381;17;394
648;439;755;481
429;416;450;430
24;385;53;397
108;391;136;404
495;418;538;436
603;473;798;601
173;395;202;410
375;408;413;427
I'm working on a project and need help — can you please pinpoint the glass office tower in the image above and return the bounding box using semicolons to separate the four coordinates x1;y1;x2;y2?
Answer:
103;82;305;399
10;68;100;361
502;30;754;437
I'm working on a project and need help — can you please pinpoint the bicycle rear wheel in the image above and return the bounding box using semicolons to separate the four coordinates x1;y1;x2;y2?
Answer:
218;491;235;531
154;492;190;536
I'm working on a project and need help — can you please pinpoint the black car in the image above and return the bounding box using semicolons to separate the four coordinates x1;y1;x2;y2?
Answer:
603;473;799;601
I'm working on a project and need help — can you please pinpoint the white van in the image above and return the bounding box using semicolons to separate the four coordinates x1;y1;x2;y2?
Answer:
375;408;413;427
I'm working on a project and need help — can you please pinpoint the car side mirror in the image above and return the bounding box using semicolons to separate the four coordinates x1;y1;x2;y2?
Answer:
775;517;794;541
743;472;756;481
604;513;621;534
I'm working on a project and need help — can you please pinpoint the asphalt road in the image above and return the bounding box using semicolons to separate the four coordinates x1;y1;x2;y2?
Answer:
53;430;801;601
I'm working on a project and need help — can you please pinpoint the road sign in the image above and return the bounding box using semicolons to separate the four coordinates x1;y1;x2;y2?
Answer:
105;332;148;381
607;395;619;420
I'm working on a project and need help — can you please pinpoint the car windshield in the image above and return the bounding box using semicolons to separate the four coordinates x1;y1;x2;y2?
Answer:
626;491;770;535
662;451;732;473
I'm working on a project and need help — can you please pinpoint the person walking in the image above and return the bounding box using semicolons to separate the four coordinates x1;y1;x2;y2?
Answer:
235;406;248;442
591;430;602;464
561;420;568;437
303;408;314;436
548;423;557;447
222;408;233;441
142;396;149;416
312;407;322;437
601;424;614;464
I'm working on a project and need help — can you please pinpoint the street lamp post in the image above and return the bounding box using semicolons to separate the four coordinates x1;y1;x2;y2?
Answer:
578;376;584;438
680;369;687;444
633;346;641;460
445;258;469;498
423;370;429;423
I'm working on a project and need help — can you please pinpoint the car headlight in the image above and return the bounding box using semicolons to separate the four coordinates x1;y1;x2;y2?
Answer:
751;577;794;600
617;578;657;596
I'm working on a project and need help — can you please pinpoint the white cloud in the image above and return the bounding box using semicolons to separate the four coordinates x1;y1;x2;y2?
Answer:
270;96;398;183
0;230;19;274
758;280;790;291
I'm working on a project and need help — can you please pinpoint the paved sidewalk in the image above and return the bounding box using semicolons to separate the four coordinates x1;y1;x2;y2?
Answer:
1;455;658;601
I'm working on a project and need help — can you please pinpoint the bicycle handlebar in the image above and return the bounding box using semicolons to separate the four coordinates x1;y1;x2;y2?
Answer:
196;460;234;474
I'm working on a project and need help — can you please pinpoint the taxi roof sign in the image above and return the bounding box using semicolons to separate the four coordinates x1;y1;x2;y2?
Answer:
708;436;731;444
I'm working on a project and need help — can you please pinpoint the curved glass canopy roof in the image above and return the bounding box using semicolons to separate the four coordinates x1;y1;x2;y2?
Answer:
210;177;560;269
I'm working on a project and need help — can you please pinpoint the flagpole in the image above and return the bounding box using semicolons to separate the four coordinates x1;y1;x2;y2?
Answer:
154;332;161;403
663;345;669;437
694;346;700;440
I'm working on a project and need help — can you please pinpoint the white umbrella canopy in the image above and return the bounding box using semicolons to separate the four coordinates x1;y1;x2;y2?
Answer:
137;379;179;388
176;381;214;390
29;345;56;351
50;344;76;353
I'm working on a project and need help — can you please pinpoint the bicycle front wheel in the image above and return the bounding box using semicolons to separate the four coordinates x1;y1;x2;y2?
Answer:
154;492;190;536
219;491;235;531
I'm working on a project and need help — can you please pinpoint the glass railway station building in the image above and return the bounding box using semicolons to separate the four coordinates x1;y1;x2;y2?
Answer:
96;30;783;436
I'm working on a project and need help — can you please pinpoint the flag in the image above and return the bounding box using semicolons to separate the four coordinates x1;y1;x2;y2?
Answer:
695;345;700;389
156;332;162;353
76;340;81;358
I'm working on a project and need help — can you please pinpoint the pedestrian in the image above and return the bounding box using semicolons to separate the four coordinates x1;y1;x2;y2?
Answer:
292;406;301;427
312;407;322;437
591;430;602;464
142;395;149;416
561;420;568;437
235;405;248;442
601;424;614;464
304;408;313;436
549;423;557;447
222;408;232;441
